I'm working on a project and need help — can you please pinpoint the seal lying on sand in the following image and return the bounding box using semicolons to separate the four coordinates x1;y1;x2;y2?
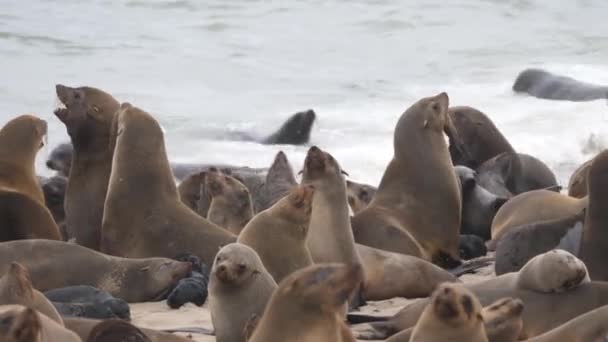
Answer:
513;68;608;102
249;263;362;342
101;103;236;267
65;317;191;342
44;286;130;320
0;305;81;342
0;240;191;303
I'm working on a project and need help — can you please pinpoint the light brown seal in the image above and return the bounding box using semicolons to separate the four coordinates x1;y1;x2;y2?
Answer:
0;305;81;342
206;169;254;235
101;103;236;267
526;304;608;341
0;115;61;241
410;283;487;342
351;92;463;267
237;185;314;283
208;243;277;342
0;239;191;303
64;317;189;342
249;263;362;342
0;262;63;325
567;159;591;199
54;84;120;249
346;180;376;215
254;151;297;212
353;249;595;340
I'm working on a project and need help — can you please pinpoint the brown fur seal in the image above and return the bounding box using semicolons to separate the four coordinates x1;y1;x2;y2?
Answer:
64;317;189;342
40;176;68;230
448;106;515;169
237;185;314;283
86;319;149;342
177;170;206;214
0;115;61;241
567;159;591;199
101;103;236;267
0;305;81;342
409;283;487;342
0;263;63;325
253;151;297;212
301;146;362;266
579;150;608;281
351;92;463;267
206;169;254;235
55;84;120;249
353;250;595;340
46;142;73;177
0;239;191;303
209;243;277;342
249;263;362;342
346;180;376;215
526;304;608;341
489;190;586;250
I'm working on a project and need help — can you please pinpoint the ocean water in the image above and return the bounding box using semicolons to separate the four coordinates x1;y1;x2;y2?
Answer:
1;0;608;186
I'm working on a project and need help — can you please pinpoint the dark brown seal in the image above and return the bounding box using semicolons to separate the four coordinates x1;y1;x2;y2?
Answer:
54;84;120;249
101;103;236;267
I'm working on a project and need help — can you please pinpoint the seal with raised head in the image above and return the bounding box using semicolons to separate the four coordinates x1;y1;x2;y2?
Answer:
249;263;362;342
448;106;515;169
101;103;236;267
46;142;73;177
237;185;314;283
0;262;63;325
177;170;206;214
0;305;81;342
0;239;191;303
0;115;61;241
253;151;297;212
351;92;463;267
513;68;608;102
206;169;254;235
209;243;277;342
54;84;120;249
346;180;377;215
353;249;597;340
262;109;316;145
410;283;487;342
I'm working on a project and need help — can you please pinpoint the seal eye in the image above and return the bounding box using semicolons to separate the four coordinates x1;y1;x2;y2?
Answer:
431;101;440;112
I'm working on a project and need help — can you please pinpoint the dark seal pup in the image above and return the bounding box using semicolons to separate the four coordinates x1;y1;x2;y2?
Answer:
513;68;608;102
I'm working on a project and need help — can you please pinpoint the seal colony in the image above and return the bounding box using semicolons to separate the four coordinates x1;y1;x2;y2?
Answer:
2;82;608;341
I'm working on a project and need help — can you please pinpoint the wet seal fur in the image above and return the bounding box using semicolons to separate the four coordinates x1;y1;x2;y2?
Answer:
351;92;464;267
237;185;315;283
101;103;236;267
0;115;61;241
0;239;191;303
46;142;73;177
55;84;120;249
0;304;81;342
513;68;608;102
209;243;277;342
262;109;316;145
249;263;362;342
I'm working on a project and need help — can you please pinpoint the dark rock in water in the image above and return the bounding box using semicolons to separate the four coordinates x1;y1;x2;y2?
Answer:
166;271;209;309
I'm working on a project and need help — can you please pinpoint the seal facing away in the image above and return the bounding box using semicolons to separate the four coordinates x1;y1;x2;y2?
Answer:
513;68;608;102
101;103;236;267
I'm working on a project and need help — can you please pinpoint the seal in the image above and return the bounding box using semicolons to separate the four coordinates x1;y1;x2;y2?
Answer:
52;302;117;320
249;263;362;342
253;151;297;212
44;286;130;320
0;262;63;325
455;165;507;240
385;297;524;342
209;243;277;342
513;68;608;102
579;149;608;281
409;283;487;342
166;271;208;309
346;180;377;215
0;115;61;241
489;189;586;250
206;168;254;235
64;317;191;342
567;159;591;198
177;170;206;214
262;109;316;145
101;103;236;267
0;239;191;303
86;319;149;342
459;235;487;260
46;142;73;177
526;304;608;341
476;152;559;199
353;250;597;340
301;146;362;266
40;175;68;239
495;209;585;274
0;305;81;342
448;106;515;169
351;92;464;267
237;185;314;282
54;84;120;249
